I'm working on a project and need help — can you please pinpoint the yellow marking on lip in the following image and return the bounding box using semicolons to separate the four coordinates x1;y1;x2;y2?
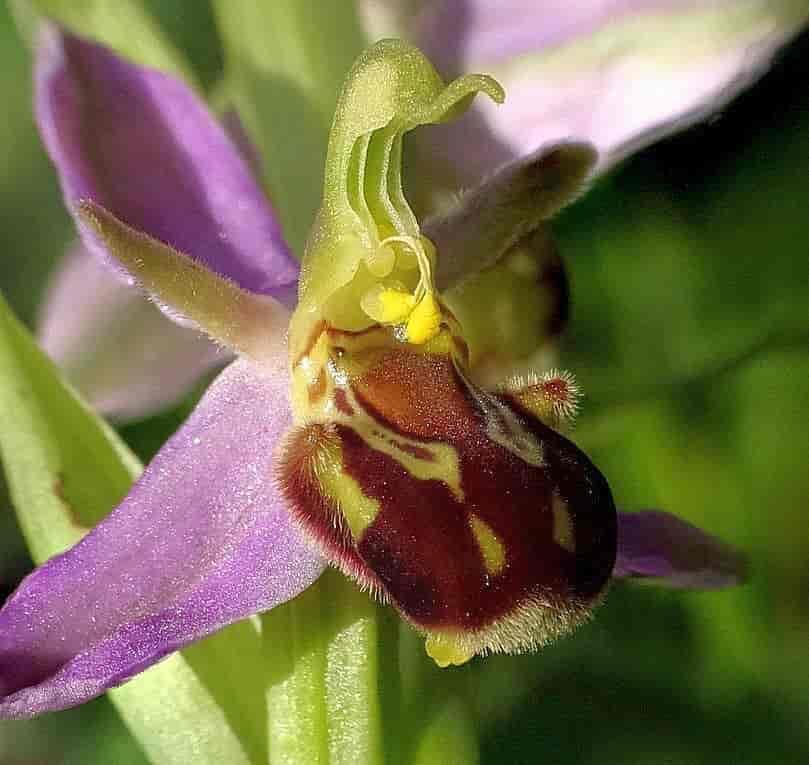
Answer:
551;493;575;553
469;516;507;576
353;420;465;502
311;436;381;538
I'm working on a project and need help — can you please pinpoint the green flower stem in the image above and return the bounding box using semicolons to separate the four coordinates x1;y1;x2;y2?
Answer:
260;571;480;765
264;583;330;765
397;626;481;765
263;572;384;765
323;574;384;765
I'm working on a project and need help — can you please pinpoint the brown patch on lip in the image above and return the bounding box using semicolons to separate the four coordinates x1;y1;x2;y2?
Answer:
388;439;436;462
307;368;327;405
333;389;355;416
352;349;478;442
338;391;615;634
282;324;615;654
293;319;326;368
342;346;614;639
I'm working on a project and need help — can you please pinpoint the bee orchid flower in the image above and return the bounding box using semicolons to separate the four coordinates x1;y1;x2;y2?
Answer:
0;26;753;720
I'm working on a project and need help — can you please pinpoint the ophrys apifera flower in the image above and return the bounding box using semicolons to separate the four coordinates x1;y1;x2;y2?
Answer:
0;29;748;719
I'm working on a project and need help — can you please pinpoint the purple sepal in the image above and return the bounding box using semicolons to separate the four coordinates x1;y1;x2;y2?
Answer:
415;0;670;72
35;24;299;305
613;510;747;589
0;358;325;719
412;0;807;186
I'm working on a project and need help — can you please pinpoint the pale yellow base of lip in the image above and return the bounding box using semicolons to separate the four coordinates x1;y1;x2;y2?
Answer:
425;636;475;668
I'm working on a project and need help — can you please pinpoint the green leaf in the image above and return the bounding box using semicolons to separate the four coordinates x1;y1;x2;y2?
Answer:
212;0;368;254
0;290;140;559
112;628;263;765
9;0;195;85
0;292;261;765
252;569;481;765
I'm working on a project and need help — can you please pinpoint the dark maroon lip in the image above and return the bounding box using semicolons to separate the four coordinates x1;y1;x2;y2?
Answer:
279;341;616;653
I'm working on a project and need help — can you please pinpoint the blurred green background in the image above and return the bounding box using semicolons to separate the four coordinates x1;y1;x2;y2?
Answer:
1;1;808;763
